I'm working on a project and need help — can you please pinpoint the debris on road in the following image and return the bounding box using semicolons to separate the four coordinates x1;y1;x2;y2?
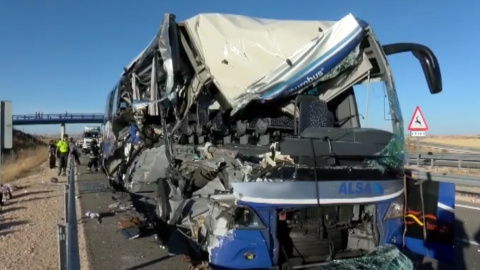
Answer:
79;211;108;224
108;201;133;212
117;216;141;230
85;211;100;219
120;226;141;240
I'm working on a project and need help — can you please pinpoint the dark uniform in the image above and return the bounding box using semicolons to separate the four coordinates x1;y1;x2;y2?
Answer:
88;139;100;172
69;137;81;165
48;140;56;169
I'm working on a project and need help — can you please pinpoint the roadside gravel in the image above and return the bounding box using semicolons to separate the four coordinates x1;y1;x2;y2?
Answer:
0;162;89;270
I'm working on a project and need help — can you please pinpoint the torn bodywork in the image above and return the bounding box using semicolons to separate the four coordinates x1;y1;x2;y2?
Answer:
101;12;424;269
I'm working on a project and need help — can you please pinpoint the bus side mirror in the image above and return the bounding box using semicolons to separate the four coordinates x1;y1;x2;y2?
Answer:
382;43;442;94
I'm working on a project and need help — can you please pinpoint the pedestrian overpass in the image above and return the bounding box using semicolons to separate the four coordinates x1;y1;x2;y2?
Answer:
12;113;104;137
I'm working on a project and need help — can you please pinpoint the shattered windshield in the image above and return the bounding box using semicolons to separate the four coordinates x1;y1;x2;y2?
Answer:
308;244;413;270
84;132;99;139
254;70;406;180
353;72;405;172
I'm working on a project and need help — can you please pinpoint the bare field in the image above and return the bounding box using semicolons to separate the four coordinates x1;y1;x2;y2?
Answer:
0;162;65;270
405;144;445;153
419;135;480;149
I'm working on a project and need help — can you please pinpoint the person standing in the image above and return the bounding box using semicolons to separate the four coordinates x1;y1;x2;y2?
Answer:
56;134;70;176
69;137;81;165
48;140;57;169
87;138;100;172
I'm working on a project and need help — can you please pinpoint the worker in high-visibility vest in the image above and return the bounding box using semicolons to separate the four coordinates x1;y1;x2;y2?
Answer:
56;134;70;176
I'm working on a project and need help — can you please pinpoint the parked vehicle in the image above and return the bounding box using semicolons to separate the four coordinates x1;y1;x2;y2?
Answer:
82;126;101;153
102;12;453;269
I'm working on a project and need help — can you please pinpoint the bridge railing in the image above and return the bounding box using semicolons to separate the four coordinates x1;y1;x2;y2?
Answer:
12;113;104;121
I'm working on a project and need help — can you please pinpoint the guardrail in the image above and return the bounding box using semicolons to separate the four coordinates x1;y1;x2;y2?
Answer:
407;152;480;170
57;158;80;270
409;170;480;186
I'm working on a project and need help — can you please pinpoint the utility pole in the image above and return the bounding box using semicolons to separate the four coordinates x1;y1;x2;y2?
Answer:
0;101;13;186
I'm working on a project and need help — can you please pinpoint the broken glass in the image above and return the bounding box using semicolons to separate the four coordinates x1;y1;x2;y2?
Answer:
310;244;413;270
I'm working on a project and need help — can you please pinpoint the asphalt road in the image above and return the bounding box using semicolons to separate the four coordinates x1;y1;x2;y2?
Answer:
412;201;480;270
76;160;187;270
76;158;480;270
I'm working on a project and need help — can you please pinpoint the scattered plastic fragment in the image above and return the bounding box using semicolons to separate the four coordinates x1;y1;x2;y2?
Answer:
120;226;141;240
108;201;133;211
85;211;100;219
84;211;102;224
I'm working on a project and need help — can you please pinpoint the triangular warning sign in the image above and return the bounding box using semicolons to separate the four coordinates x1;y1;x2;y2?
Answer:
407;106;429;131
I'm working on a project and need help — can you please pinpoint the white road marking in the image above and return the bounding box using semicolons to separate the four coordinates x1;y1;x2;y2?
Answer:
453;203;480;248
456;238;480;246
455;203;480;211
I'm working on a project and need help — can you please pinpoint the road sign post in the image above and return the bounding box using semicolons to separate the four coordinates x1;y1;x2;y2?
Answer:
0;101;13;186
407;106;429;166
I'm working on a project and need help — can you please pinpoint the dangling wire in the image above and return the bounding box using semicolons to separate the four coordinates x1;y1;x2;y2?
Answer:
364;71;371;127
419;180;428;241
402;174;408;247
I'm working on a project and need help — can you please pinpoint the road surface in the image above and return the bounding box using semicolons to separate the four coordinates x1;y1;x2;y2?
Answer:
76;160;480;270
76;162;185;270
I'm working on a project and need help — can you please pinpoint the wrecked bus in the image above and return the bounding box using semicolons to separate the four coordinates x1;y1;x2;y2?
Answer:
101;12;455;269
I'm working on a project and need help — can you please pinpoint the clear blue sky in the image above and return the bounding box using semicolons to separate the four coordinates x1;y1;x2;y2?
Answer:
0;0;478;135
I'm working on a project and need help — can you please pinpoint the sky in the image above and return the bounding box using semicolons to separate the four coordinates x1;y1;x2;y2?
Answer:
0;0;478;135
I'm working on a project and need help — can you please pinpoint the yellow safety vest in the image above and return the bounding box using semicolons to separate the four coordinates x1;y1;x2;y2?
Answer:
57;140;68;153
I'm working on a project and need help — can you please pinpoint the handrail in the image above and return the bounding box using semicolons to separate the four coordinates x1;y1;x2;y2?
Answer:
408;169;480;187
13;113;104;120
407;151;480;169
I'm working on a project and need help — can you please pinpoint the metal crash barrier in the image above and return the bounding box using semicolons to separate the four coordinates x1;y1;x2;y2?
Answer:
57;158;81;270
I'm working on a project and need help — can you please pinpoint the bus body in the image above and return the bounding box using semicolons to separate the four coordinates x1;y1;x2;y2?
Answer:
101;13;453;269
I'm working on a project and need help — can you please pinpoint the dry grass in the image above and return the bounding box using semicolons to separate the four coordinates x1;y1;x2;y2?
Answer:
1;146;48;183
419;135;480;149
1;129;48;183
405;144;446;153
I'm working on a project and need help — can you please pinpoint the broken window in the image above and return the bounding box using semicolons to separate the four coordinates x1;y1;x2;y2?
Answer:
230;206;265;229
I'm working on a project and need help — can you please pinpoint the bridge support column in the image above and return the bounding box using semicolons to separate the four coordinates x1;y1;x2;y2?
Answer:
60;123;66;138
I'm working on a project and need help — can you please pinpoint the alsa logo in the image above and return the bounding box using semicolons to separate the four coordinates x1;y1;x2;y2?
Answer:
338;182;384;195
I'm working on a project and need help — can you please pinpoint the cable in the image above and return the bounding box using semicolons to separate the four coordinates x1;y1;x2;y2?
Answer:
405;214;424;227
419;181;427;240
402;174;408;247
326;137;332;154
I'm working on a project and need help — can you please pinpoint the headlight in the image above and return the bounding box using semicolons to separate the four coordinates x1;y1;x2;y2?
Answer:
243;252;256;260
384;195;404;220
